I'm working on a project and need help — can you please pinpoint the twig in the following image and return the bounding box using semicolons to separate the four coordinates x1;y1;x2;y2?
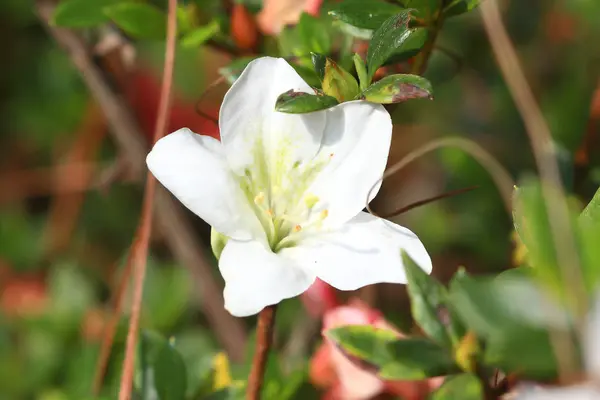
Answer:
379;185;479;219
36;0;247;364
92;253;134;395
367;137;514;217
118;0;177;397
194;75;226;126
480;0;584;379
410;9;444;75
247;305;278;400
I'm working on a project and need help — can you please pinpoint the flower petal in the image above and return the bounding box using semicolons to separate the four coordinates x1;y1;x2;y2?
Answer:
219;239;316;316
329;341;384;399
306;101;392;228
219;57;325;174
147;128;262;241
282;212;431;291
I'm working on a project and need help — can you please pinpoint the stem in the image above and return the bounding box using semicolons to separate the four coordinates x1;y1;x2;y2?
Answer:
247;305;278;400
410;11;444;76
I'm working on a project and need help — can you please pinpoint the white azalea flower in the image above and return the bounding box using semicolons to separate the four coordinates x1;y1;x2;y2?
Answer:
513;296;600;400
146;57;432;317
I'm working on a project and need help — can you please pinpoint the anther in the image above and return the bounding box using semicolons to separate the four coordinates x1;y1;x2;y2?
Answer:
293;224;302;232
254;192;265;205
320;209;329;220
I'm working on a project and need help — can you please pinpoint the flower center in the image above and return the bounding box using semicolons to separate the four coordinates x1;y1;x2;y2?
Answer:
236;140;332;252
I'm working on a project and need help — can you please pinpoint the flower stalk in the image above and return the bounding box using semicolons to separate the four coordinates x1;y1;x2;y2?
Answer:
247;304;278;400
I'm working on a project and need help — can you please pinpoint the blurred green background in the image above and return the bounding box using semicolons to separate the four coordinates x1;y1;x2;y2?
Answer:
0;0;599;398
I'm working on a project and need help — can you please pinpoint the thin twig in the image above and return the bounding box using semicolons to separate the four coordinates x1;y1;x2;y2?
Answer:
118;0;178;397
247;305;278;400
36;0;247;364
194;75;226;126
379;185;479;219
92;253;134;395
367;137;514;217
480;0;584;379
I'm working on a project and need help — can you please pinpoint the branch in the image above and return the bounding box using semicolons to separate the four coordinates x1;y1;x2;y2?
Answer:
35;0;247;366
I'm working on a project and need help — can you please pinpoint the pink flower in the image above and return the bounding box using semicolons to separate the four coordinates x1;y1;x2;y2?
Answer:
310;300;444;400
301;278;340;318
257;0;324;35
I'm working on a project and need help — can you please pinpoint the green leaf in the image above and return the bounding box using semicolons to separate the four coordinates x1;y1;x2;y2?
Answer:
328;0;402;30
298;13;331;54
311;52;327;81
153;340;188;400
579;187;600;291
513;179;570;293
366;11;427;82
402;251;452;348
430;373;482;400
326;325;459;380
353;54;368;91
52;0;118;28
320;57;360;102
180;20;220;48
449;269;570;339
484;327;558;379
218;57;256;84
360;74;432;104
104;2;167;40
443;0;483;18
275;90;339;114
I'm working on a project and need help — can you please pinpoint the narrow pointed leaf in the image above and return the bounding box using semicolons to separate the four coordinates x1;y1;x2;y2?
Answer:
402;251;453;348
275;90;338;114
579;187;600;290
366;11;426;82
353;54;368;91
321;58;359;102
360;74;433;104
328;0;402;30
180;20;220;48
298;13;331;54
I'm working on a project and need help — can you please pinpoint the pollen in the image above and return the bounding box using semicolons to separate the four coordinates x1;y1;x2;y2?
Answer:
320;209;329;220
293;224;302;232
329;153;334;158
267;209;274;217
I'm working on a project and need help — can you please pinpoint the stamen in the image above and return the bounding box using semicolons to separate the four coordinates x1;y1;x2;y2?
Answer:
320;209;329;220
304;194;319;209
293;224;302;232
254;192;265;205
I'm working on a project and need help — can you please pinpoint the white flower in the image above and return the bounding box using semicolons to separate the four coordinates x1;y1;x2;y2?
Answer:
513;296;600;400
146;57;432;317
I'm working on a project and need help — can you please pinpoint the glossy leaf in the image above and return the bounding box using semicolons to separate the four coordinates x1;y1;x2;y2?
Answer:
153;340;188;400
52;0;118;28
311;52;327;81
353;54;368;91
320;58;359;102
443;0;483;18
275;90;339;114
180;20;220;48
218;57;256;84
326;325;459;380
328;0;402;30
360;74;433;104
104;2;166;40
366;11;426;82
402;251;452;348
430;373;482;400
298;13;331;54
